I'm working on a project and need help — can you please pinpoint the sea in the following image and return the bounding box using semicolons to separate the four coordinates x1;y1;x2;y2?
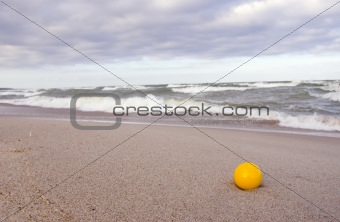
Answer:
0;80;340;133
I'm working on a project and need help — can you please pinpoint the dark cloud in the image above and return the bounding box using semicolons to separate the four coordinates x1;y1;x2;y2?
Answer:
1;0;339;67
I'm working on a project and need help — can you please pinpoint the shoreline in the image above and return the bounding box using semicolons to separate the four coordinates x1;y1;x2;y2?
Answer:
1;103;340;138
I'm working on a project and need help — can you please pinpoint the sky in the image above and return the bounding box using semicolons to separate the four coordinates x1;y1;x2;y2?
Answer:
1;0;340;88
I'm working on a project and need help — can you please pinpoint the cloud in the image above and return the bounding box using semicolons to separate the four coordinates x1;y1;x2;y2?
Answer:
0;0;339;67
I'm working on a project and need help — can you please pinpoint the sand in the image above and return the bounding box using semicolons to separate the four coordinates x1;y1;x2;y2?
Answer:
0;117;339;221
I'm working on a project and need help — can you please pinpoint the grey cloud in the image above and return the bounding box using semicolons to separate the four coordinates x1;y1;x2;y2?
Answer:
0;0;339;67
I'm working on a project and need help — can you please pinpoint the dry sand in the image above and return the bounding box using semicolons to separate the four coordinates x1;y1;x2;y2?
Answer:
0;117;339;221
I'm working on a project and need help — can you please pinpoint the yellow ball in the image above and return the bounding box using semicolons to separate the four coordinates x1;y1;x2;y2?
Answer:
234;162;262;190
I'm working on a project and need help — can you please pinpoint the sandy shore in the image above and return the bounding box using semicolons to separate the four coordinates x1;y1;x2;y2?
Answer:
0;117;339;221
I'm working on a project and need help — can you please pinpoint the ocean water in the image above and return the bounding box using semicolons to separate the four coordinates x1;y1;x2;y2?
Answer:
0;80;340;131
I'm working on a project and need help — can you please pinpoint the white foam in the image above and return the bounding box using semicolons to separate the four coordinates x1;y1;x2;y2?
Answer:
167;84;195;88
134;85;151;90
252;111;340;131
75;97;118;112
171;86;249;93
0;91;21;96
321;84;340;92
1;96;71;109
0;90;43;97
102;85;151;91
244;81;301;88
102;86;119;91
0;93;205;114
74;86;97;90
309;83;340;102
167;84;184;88
1;95;120;113
321;91;340;102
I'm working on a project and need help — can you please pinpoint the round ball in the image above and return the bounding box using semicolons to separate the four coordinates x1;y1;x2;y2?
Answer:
234;162;262;190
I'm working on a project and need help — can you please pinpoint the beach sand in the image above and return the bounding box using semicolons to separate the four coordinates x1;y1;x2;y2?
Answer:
0;117;339;221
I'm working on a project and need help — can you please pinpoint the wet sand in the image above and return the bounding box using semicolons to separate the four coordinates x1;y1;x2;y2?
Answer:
0;117;339;221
